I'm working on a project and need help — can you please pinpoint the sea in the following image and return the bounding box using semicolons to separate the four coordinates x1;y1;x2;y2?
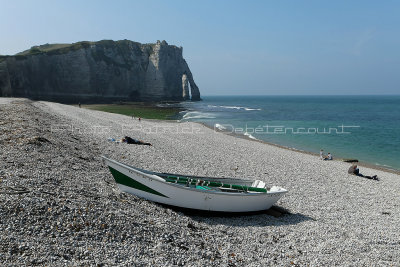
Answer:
177;95;400;171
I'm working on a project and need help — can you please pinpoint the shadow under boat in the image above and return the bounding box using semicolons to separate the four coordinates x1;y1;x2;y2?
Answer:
156;202;314;227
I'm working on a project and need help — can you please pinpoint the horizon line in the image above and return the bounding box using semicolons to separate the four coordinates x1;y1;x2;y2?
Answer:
200;94;400;97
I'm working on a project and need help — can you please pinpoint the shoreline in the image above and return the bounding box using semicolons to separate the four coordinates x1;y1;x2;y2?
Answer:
80;100;400;175
4;97;397;175
198;122;400;175
63;99;399;175
143;114;400;175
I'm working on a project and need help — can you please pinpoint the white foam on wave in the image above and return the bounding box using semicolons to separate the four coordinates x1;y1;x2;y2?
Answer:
220;105;245;110
244;108;262;111
156;103;171;107
214;123;227;130
244;132;258;140
181;111;216;120
214;124;259;140
208;105;261;111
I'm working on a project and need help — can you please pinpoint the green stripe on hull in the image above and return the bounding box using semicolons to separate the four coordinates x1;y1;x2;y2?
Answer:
109;167;168;198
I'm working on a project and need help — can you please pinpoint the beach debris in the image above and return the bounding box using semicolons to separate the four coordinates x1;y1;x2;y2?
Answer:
77;155;91;161
343;159;359;163
107;137;122;143
231;166;239;171
27;136;51;146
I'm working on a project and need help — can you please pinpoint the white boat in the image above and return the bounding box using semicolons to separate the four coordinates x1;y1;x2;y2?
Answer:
102;156;287;212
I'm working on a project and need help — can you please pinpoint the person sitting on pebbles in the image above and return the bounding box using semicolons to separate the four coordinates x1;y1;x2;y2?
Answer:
324;152;333;160
348;165;379;180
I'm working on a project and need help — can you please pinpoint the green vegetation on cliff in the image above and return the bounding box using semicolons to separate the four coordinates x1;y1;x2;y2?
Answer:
17;43;79;56
16;40;147;57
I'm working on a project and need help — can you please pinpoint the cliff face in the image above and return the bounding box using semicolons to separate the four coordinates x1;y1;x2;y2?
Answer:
0;40;201;103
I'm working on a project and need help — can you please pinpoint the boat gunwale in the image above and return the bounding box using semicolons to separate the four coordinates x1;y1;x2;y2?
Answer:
156;172;255;184
102;156;288;196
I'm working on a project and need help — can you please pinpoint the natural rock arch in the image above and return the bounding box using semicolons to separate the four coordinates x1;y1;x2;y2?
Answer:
182;73;189;100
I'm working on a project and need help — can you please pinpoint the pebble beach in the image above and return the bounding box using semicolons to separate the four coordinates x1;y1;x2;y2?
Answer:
1;98;400;266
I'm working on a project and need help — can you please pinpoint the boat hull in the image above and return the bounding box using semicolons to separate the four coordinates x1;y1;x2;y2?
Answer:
103;157;287;212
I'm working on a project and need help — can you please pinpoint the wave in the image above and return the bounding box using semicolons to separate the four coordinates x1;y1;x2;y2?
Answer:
213;123;258;140
375;163;393;168
220;105;244;110
214;123;227;131
207;105;261;111
156;103;172;107
244;108;262;111
244;132;258;140
156;103;183;108
181;111;216;120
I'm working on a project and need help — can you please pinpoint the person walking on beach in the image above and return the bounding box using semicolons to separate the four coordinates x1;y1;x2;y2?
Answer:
348;165;378;180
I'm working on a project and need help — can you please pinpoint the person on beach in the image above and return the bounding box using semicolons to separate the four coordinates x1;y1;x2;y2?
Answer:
78;102;81;108
320;149;324;160
348;165;378;180
122;136;152;146
324;152;333;160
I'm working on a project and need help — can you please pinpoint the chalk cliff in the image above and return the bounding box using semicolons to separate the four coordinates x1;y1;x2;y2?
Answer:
0;40;201;102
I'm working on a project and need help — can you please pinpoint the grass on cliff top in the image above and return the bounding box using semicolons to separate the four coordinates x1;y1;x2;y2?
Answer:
83;103;183;120
16;44;72;56
15;40;145;56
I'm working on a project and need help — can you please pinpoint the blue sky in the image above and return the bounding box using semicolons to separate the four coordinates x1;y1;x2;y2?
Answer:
1;0;399;95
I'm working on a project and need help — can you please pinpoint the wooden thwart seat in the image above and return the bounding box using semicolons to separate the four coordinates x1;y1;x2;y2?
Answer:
164;176;267;193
